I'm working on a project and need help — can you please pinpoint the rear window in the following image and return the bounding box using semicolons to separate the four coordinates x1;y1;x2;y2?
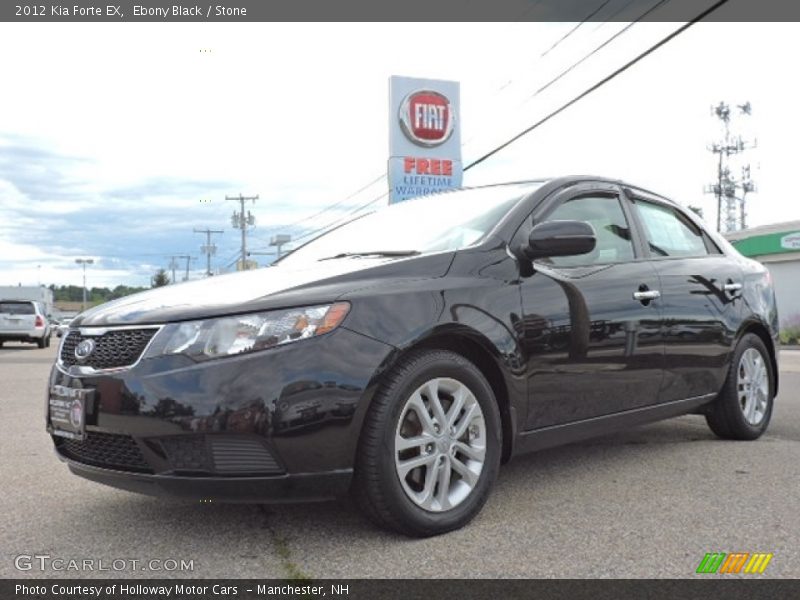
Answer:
0;302;36;315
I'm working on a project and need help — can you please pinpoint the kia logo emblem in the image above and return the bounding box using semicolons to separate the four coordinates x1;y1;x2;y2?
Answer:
74;339;96;360
399;90;454;147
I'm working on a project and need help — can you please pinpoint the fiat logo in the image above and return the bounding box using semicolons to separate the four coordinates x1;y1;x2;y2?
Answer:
398;90;454;147
74;339;96;360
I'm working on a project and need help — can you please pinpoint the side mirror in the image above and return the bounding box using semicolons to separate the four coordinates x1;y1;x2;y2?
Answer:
522;220;596;260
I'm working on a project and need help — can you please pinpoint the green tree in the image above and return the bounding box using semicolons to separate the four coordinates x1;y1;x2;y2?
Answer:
151;269;170;288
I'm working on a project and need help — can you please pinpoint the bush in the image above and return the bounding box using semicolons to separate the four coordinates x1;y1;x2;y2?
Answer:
780;314;800;345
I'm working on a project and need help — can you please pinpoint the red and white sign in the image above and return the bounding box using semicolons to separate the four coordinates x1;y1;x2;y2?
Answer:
398;90;454;147
389;76;462;204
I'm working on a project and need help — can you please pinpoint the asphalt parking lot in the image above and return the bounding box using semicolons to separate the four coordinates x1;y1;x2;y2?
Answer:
1;342;799;579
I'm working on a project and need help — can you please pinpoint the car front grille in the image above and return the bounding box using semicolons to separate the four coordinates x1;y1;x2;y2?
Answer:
60;328;159;370
58;431;152;473
56;431;284;477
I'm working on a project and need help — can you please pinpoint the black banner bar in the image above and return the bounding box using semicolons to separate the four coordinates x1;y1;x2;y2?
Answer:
3;579;799;600
2;0;800;22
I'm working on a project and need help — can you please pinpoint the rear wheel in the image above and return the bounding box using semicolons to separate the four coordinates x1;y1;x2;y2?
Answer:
354;349;501;537
706;333;774;440
36;337;46;349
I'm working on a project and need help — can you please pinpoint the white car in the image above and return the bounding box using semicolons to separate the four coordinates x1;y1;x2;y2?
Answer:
0;300;51;348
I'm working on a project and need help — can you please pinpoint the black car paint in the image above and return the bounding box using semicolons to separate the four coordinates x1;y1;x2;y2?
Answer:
48;176;780;501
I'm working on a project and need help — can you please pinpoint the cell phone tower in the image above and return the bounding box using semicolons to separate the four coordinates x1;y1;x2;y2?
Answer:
704;102;757;233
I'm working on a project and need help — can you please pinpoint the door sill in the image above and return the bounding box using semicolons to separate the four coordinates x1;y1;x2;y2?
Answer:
514;394;716;456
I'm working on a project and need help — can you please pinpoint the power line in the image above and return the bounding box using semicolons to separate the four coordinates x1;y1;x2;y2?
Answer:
539;0;612;58
589;0;647;32
265;191;389;248
238;1;697;252
251;6;619;243
464;0;731;173
528;0;670;99
253;173;387;239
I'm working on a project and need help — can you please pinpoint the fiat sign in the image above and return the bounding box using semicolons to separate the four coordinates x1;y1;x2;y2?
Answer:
399;90;454;147
389;76;462;204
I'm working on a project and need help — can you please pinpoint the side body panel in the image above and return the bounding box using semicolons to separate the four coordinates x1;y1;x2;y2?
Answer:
650;256;744;402
519;261;664;429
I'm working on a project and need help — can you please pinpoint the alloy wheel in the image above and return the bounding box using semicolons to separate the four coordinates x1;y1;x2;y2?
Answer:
738;347;769;426
394;377;486;512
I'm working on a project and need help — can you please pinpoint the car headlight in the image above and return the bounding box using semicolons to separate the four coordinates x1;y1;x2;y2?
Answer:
144;302;350;362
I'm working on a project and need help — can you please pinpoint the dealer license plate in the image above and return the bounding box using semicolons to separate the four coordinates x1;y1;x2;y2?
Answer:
49;385;92;440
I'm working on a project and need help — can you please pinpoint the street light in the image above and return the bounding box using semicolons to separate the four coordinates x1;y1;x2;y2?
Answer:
75;258;94;312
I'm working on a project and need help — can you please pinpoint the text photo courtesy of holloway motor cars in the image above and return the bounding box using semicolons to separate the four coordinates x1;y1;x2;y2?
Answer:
2;1;800;598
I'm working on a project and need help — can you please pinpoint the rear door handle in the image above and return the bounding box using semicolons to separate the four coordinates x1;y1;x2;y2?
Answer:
633;290;661;301
724;282;742;292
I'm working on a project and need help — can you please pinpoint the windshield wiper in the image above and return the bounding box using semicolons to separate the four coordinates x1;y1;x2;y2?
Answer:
318;250;420;261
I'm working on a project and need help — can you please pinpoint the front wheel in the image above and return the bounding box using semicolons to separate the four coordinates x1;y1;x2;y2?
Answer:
354;349;502;537
706;333;775;440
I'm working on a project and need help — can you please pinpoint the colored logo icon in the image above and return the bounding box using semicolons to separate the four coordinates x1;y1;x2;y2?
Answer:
696;552;773;574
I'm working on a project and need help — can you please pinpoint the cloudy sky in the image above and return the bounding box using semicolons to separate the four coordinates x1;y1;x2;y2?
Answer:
1;4;798;288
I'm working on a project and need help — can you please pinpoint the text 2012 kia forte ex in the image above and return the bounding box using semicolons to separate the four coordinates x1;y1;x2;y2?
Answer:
48;177;779;537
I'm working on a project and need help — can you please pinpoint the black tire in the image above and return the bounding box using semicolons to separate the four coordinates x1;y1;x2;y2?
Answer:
36;337;46;349
706;333;775;440
45;335;51;348
353;349;502;537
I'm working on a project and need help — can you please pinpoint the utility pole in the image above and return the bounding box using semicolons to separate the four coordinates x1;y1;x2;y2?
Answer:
704;101;757;233
194;228;224;276
226;194;258;270
167;255;194;283
182;255;196;281
167;256;180;284
74;258;94;311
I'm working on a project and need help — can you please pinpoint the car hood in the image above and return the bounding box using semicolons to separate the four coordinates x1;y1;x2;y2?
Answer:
72;253;454;327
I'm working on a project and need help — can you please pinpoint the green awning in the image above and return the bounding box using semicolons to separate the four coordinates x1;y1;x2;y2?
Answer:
731;230;800;257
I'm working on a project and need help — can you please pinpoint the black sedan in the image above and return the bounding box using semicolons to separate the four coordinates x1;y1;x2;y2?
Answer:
47;176;779;537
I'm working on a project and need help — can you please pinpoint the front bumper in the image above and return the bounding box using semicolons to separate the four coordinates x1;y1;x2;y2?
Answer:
59;454;352;502
48;326;395;501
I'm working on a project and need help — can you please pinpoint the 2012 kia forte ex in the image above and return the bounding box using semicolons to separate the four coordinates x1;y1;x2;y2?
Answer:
47;176;779;537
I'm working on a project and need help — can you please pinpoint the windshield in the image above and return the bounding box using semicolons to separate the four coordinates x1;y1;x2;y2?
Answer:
279;183;541;267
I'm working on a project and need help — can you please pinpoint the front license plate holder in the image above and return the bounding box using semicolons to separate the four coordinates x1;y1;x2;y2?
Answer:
49;385;92;440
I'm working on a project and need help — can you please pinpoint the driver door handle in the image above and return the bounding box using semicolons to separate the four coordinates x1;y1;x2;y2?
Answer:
724;282;742;292
633;290;661;301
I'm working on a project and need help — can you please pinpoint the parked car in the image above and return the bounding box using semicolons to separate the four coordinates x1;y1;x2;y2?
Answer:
0;300;51;348
46;177;779;536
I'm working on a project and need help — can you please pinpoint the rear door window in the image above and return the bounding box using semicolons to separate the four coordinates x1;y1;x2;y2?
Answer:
634;200;709;258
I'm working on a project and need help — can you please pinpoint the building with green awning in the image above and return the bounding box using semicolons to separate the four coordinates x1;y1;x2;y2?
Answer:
726;221;800;340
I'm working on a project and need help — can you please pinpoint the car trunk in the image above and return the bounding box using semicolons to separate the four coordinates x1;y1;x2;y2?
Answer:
0;301;37;332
